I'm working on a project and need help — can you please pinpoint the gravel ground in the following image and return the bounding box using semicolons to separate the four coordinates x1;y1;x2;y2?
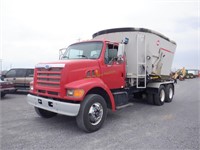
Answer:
0;78;199;150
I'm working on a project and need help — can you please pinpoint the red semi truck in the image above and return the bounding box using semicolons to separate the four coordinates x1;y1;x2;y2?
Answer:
27;28;177;132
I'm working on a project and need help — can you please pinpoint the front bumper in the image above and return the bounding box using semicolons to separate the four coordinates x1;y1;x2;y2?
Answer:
27;94;80;116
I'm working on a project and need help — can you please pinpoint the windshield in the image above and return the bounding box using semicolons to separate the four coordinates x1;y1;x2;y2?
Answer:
61;42;103;60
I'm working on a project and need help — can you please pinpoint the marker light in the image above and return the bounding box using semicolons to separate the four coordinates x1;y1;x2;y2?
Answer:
94;69;100;77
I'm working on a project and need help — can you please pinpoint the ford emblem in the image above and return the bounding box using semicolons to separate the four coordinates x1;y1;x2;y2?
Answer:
44;65;50;70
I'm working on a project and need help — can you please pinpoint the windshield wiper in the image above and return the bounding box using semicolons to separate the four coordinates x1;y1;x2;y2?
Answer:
77;55;88;59
62;56;69;59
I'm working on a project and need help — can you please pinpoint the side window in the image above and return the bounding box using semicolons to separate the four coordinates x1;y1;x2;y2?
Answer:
26;69;34;77
6;70;16;78
104;44;118;64
15;69;26;77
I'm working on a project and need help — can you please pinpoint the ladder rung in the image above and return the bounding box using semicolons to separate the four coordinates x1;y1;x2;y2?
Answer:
138;75;146;77
137;86;146;89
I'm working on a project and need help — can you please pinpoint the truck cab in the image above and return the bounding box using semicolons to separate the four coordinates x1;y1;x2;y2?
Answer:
28;40;128;132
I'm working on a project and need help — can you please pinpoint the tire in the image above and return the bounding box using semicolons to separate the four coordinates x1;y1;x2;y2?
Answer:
165;84;174;103
154;85;166;106
76;94;107;133
134;92;143;99
147;93;154;105
34;107;57;118
1;93;6;98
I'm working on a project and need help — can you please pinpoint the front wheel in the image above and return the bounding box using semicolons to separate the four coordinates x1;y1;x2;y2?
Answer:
34;107;57;118
76;94;107;133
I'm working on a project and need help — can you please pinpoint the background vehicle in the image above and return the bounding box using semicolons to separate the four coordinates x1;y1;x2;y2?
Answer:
0;79;15;98
27;27;176;132
172;67;186;81
186;69;199;78
172;68;199;80
1;68;34;91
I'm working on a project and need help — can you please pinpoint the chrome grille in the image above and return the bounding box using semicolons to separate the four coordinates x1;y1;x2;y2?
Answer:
36;67;62;88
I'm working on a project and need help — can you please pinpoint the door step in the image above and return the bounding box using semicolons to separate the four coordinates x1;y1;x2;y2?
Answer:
116;103;134;110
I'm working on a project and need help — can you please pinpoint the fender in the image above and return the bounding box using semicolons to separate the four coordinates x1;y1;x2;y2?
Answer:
147;81;174;88
65;78;116;111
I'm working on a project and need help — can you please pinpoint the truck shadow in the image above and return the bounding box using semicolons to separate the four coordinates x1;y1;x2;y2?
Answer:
13;91;29;95
0;95;14;100
31;98;152;134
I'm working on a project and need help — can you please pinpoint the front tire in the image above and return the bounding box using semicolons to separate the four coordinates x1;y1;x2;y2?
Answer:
34;107;57;118
76;94;107;133
147;93;154;105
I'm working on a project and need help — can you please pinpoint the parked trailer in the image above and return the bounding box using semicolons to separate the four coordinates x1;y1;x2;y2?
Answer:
27;27;177;132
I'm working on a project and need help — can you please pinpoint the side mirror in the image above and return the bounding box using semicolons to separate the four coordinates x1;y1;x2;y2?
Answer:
117;43;125;58
117;44;125;63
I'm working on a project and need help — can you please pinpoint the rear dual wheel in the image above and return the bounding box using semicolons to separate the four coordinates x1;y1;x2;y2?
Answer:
148;84;174;106
154;85;166;106
165;84;174;103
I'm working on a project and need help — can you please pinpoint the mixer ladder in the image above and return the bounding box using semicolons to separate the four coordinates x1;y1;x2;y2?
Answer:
136;34;147;88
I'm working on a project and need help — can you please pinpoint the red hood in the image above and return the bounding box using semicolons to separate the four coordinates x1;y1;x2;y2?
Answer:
36;59;100;85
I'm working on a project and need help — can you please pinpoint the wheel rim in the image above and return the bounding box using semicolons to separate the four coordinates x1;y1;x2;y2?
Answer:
169;88;173;99
160;89;165;102
88;102;103;125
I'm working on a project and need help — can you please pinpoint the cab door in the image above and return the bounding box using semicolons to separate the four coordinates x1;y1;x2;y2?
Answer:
100;43;125;89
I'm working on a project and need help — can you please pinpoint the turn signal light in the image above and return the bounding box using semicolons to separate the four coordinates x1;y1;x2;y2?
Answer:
74;89;84;97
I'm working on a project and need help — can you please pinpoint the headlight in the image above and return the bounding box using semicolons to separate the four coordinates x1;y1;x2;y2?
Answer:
67;89;84;98
67;89;74;96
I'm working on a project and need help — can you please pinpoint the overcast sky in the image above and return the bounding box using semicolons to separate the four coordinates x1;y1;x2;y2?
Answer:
0;0;199;71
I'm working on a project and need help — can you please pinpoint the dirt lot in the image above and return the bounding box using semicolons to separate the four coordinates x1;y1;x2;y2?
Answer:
0;78;199;150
